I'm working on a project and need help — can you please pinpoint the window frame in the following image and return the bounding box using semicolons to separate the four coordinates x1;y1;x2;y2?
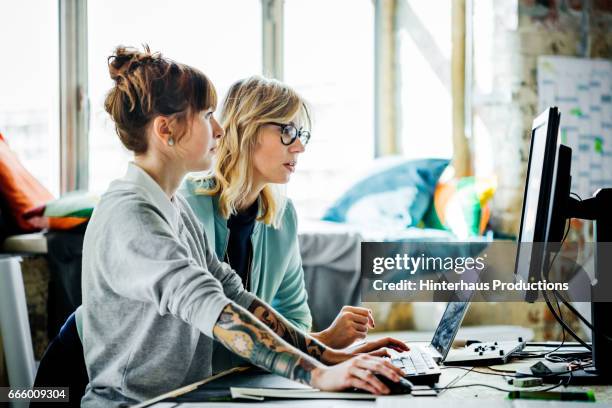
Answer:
59;0;89;193
59;0;470;192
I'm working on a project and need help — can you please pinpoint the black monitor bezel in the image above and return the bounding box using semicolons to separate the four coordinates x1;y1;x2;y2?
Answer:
514;107;561;301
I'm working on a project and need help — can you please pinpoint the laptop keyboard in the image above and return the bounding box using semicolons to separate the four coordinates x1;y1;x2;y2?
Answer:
391;350;438;376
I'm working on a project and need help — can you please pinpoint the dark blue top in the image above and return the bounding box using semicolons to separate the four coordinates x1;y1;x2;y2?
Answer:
225;201;258;290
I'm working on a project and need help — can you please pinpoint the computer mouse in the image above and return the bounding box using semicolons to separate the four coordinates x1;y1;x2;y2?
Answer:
375;374;414;394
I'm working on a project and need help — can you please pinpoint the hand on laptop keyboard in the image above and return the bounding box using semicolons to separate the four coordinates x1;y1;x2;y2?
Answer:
347;336;410;357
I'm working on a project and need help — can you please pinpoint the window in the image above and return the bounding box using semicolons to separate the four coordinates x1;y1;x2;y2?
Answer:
397;0;453;160
284;0;375;219
87;0;262;193
0;2;60;196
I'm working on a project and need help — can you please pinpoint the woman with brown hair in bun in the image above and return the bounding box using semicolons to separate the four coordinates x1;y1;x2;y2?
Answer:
72;45;405;406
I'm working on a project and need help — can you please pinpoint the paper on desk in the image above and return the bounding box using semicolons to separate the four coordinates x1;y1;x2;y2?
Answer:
230;387;377;400
377;399;512;408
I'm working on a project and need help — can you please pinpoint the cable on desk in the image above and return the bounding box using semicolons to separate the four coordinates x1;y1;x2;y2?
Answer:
436;365;575;394
484;366;517;374
435;366;473;396
434;380;565;394
544;364;593;379
441;366;518;378
544;353;591;364
512;296;569;361
552;289;612;343
546;192;612;343
443;362;593;381
539;217;592;351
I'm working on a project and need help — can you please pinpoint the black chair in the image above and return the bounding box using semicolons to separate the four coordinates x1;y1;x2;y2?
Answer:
33;311;88;407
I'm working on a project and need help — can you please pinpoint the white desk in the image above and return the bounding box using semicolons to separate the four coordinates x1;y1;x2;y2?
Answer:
150;363;612;407
138;327;611;407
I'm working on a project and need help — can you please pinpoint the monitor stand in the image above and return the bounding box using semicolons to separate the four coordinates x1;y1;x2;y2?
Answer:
562;188;612;384
520;189;612;384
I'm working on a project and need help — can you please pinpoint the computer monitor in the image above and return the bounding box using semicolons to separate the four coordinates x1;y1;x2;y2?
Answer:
515;106;612;382
514;107;566;301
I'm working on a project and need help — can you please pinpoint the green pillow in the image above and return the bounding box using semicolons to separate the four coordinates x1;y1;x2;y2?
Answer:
44;191;99;218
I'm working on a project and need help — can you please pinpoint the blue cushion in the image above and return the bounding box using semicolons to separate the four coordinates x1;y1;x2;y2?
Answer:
322;158;450;228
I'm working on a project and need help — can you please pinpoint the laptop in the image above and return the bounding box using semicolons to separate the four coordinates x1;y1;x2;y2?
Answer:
389;301;470;385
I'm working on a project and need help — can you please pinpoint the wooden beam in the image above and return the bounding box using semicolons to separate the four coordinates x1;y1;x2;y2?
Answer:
451;0;472;176
375;0;399;157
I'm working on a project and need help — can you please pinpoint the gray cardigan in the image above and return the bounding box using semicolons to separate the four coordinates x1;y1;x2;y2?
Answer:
80;163;255;407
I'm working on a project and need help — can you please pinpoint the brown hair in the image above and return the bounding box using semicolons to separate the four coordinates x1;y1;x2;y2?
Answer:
104;45;217;154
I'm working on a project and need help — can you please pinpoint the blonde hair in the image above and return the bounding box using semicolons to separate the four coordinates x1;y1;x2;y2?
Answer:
194;76;311;227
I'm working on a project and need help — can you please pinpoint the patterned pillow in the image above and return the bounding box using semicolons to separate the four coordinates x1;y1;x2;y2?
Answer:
421;176;496;238
23;191;98;230
322;158;450;228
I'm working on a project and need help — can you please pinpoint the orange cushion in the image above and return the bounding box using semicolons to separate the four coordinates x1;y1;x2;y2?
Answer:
48;217;88;230
0;132;54;232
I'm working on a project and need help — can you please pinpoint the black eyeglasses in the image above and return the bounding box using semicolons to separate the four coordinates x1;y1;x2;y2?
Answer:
268;122;311;146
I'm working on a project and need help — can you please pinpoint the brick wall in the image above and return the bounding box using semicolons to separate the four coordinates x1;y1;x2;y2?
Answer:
472;0;612;235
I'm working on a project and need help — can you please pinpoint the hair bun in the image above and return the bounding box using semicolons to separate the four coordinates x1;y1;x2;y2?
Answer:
108;44;161;83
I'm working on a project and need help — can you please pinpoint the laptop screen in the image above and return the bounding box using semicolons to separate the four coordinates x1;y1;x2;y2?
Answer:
430;302;470;359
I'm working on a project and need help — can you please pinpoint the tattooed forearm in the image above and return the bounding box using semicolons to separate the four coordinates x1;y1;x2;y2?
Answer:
213;302;321;385
248;298;329;363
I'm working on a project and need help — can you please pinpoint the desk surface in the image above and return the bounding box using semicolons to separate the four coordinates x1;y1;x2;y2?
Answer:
146;330;611;407
148;363;612;407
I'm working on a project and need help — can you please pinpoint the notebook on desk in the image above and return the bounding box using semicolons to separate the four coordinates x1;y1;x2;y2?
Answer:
166;368;309;403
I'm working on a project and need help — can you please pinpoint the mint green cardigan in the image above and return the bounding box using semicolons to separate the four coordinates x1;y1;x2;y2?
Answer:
178;177;313;331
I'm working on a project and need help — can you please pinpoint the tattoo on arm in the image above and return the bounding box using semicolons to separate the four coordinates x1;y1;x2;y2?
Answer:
248;298;329;362
213;302;321;385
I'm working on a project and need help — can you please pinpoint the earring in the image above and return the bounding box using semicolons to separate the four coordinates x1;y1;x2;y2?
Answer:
168;137;175;146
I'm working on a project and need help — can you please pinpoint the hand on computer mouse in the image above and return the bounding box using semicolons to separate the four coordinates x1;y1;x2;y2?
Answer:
310;354;404;395
375;374;413;394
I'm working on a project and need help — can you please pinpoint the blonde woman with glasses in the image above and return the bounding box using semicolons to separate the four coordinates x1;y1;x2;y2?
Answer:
180;76;406;369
